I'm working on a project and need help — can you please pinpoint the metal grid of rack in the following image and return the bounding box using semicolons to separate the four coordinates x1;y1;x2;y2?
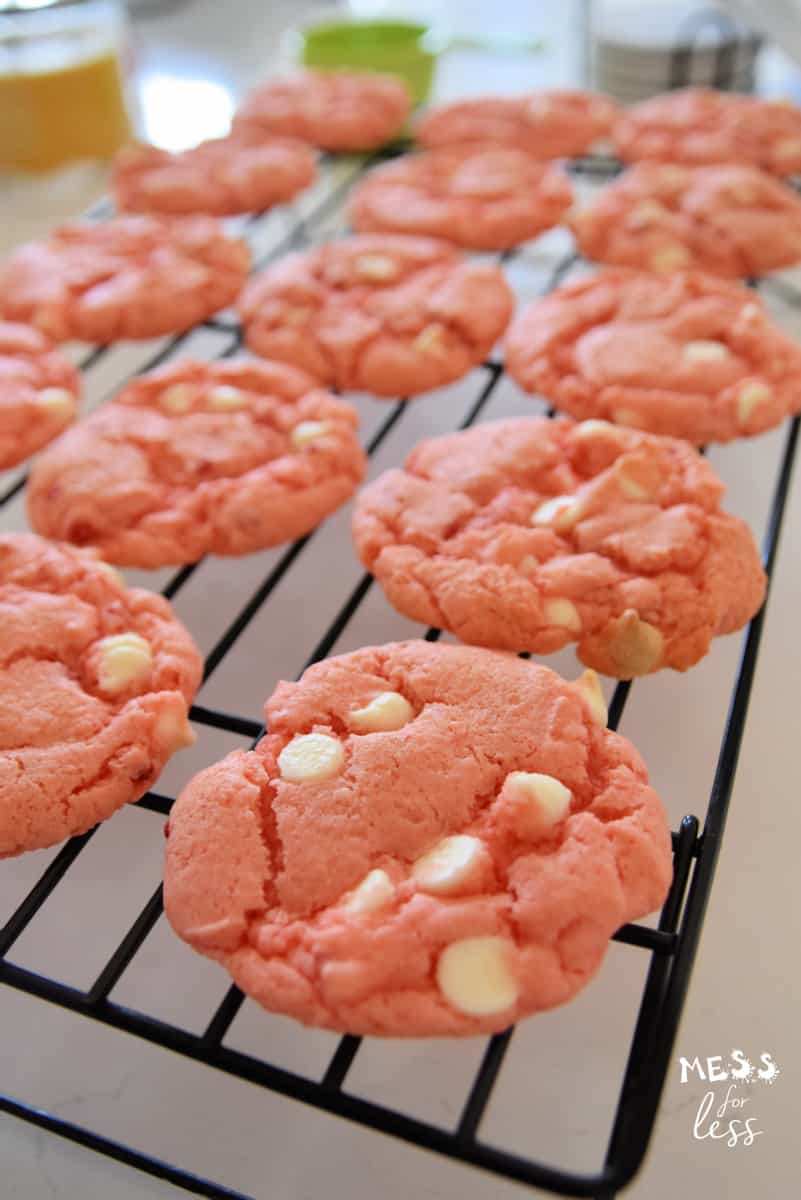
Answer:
0;149;798;1200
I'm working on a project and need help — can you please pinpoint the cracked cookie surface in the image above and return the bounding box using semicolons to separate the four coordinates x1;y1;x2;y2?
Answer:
0;321;81;469
415;89;618;158
505;269;801;444
233;70;410;152
0;533;202;857
614;88;801;176
238;235;514;397
352;417;766;676
112;133;316;216
348;146;573;251
568;163;801;278
164;640;672;1036
0;216;250;343
27;358;367;568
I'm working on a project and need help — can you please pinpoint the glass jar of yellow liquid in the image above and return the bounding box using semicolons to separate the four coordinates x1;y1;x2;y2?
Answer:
0;0;131;173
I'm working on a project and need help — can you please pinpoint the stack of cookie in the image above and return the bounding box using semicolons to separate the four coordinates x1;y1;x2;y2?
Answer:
1;72;797;1038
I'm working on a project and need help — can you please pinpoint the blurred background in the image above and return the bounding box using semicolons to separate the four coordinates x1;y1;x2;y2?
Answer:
3;0;801;252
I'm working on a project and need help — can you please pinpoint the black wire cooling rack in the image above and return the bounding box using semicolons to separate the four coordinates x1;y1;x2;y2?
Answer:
0;148;799;1200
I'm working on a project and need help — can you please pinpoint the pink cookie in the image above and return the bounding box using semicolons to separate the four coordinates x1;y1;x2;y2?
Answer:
238;235;514;397
112;133;316;216
0;533;202;857
415;90;619;158
569;163;801;278
614;88;801;176
0;216;250;344
347;146;573;251
233;71;411;152
352;417;766;677
164;640;672;1036
0;321;80;469
505;269;801;445
27;358;367;569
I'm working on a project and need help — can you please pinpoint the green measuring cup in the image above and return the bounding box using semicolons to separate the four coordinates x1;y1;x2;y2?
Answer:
293;17;545;106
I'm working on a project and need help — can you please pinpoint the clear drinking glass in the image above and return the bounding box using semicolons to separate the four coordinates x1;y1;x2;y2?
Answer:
0;0;132;172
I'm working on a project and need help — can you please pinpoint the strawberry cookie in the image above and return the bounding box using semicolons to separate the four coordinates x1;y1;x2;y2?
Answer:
27;359;366;568
112;133;316;216
0;533;202;857
505;269;801;444
614;88;801;177
353;417;765;677
233;71;411;152
164;640;672;1036
347;146;573;251
415;89;618;158
568;163;801;277
238;235;514;397
0;216;250;343
0;321;80;469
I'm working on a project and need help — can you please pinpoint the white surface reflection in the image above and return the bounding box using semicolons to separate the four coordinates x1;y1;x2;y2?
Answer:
138;72;234;150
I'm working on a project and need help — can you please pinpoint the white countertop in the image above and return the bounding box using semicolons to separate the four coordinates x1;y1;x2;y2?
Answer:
1;3;800;1198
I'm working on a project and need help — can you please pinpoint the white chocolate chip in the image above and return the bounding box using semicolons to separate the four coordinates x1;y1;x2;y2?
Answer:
33;387;75;418
572;419;621;440
155;700;196;752
650;245;691;272
501;771;572;827
160;383;197;413
343;868;394;915
628;200;668;229
605;609;664;677
207;385;246;411
527;95;552;118
740;303;762;323
290;420;333;449
543;596;582;632
613;449;662;500
453;167;510;197
773;137;801;160
531;494;584;532
615;470;649;500
411;835;489;895
574;668;607;726
277;733;344;783
683;340;729;363
611;408;642;428
97;632;153;694
349;691;413;733
658;165;688;187
355;253;399;281
413;322;447;356
96;561;125;589
436;935;519;1017
737;382;772;425
618;458;652;496
283;305;312;326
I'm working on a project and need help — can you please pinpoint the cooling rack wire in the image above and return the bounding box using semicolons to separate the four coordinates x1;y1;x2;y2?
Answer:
0;147;799;1200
